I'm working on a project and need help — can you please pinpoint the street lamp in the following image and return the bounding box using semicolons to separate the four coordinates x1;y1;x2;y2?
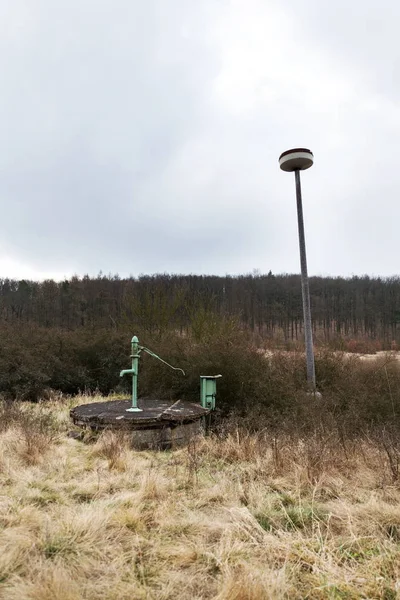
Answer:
279;148;316;391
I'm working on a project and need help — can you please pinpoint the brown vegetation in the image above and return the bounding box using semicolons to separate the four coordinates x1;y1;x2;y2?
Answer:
1;388;400;598
1;294;400;599
1;273;400;344
2;271;400;401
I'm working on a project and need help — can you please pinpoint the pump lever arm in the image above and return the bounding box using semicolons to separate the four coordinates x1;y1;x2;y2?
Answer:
139;346;185;376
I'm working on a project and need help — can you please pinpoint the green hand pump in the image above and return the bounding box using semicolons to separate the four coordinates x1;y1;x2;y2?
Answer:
120;336;186;412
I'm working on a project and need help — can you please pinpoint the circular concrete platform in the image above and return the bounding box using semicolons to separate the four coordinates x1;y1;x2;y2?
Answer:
70;397;210;450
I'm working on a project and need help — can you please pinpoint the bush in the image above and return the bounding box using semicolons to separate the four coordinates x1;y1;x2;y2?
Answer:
135;327;301;417
1;321;400;435
0;324;131;399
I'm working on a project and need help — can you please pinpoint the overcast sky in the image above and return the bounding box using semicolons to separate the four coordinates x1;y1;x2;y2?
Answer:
1;0;400;281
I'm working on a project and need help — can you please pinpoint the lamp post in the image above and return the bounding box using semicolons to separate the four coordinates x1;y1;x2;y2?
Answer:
279;148;316;391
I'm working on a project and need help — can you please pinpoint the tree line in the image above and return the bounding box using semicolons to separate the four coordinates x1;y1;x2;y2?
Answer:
1;272;400;346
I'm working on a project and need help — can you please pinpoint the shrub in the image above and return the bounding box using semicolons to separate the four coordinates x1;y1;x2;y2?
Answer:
1;320;400;435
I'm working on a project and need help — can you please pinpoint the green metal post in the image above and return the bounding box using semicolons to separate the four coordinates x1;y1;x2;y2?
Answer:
120;335;143;412
130;336;140;412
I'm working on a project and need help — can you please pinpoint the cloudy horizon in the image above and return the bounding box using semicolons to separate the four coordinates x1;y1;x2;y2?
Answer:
1;0;400;282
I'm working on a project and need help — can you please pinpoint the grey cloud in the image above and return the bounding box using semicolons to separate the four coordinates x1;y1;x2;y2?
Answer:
1;0;400;279
285;0;400;95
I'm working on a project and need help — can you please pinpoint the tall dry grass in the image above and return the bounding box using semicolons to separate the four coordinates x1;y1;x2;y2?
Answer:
1;390;400;599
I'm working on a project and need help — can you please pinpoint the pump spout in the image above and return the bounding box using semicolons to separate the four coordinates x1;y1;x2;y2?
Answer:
120;368;135;377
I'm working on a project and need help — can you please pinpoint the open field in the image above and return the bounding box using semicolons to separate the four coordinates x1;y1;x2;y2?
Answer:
264;350;400;362
351;351;400;362
1;397;400;599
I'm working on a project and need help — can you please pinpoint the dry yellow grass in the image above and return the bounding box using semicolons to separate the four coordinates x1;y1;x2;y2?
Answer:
1;397;400;599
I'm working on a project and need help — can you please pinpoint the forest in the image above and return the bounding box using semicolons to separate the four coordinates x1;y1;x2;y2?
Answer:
1;272;400;343
1;272;400;400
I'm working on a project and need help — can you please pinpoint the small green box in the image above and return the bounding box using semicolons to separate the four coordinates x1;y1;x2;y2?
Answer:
200;375;222;410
